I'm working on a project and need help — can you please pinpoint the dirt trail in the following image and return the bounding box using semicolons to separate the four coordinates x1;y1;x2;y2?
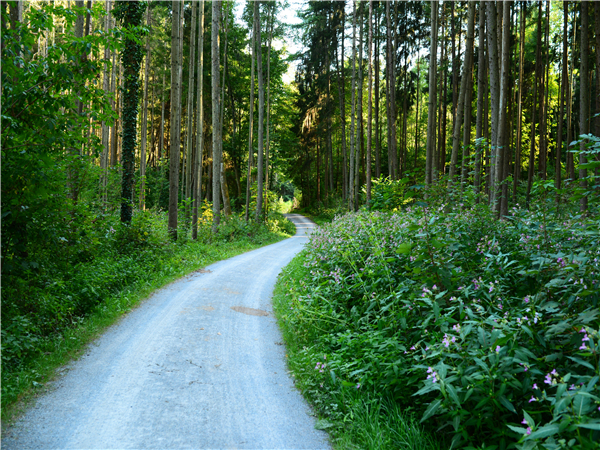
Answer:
2;214;330;449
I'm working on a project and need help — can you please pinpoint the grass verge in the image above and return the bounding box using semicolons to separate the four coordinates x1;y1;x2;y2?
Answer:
272;253;443;450
2;221;293;427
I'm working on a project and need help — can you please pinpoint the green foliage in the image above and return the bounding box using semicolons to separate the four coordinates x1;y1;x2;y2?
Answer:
273;255;443;450
367;177;416;212
1;2;116;276
277;202;600;449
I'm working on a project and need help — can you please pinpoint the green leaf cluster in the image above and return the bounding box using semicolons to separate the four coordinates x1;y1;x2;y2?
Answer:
279;201;599;449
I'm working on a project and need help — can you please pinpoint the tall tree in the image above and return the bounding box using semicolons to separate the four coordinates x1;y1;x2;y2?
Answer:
349;0;357;209
579;1;589;212
100;0;112;208
254;0;265;221
555;1;568;200
497;0;511;217
335;2;347;200
219;4;232;217
485;1;500;207
385;0;396;180
514;1;525;202
245;2;256;222
192;0;205;239
526;2;543;207
139;5;151;210
184;0;198;223
212;0;222;232
168;0;182;238
448;1;475;187
114;0;144;224
425;1;438;186
474;1;485;196
366;0;373;203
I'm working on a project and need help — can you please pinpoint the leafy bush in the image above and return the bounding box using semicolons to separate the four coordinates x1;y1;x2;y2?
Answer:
281;204;599;449
367;177;416;212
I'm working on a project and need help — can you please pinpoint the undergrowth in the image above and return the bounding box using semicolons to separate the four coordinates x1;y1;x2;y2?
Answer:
274;198;599;449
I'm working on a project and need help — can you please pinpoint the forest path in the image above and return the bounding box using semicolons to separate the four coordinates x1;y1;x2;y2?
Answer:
2;214;330;450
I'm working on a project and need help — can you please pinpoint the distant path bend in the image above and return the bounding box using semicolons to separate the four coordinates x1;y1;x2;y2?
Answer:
3;214;330;450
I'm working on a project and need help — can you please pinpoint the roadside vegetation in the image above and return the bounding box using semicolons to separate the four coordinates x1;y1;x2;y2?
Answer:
275;182;599;450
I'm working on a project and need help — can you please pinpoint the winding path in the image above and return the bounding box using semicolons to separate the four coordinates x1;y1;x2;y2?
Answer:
3;214;330;450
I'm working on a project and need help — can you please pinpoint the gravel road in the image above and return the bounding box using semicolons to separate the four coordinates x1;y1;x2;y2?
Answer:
2;214;330;450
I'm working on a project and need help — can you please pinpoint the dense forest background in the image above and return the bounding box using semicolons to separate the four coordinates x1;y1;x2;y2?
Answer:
2;0;600;447
3;1;599;247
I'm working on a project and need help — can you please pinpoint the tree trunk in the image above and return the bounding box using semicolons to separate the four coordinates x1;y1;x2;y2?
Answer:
245;3;256;222
526;2;542;207
192;0;205;239
414;38;421;180
497;0;511;217
219;6;232;217
566;4;575;182
335;3;347;199
579;1;589;212
349;0;357;209
385;0;396;180
254;0;265;221
460;52;474;190
100;0;112;208
555;1;568;201
139;5;151;211
595;2;600;183
118;1;144;224
184;0;197;224
425;1;438;186
513;1;525;203
212;0;222;232
160;66;165;159
168;0;182;239
486;1;500;207
448;1;475;187
366;0;373;203
355;2;363;210
264;4;274;216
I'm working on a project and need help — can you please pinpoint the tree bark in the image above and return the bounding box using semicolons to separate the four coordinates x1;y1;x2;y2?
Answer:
555;1;568;201
349;0;357;209
448;1;475;187
139;5;151;211
219;5;232;217
212;0;222;232
254;0;265;221
366;0;373;203
355;2;363;210
513;1;525;203
192;0;205;239
245;3;256;222
385;0;396;180
486;1;500;207
335;3;347;199
579;1;589;212
374;10;380;179
425;1;438;186
100;0;112;208
168;0;182;238
118;1;144;224
264;4;274;215
497;0;511;217
184;0;198;224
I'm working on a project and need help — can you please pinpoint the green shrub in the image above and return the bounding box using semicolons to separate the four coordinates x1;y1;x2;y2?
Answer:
284;205;600;449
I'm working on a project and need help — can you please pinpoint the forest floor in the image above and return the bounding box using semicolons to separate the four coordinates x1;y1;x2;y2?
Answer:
2;214;330;449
